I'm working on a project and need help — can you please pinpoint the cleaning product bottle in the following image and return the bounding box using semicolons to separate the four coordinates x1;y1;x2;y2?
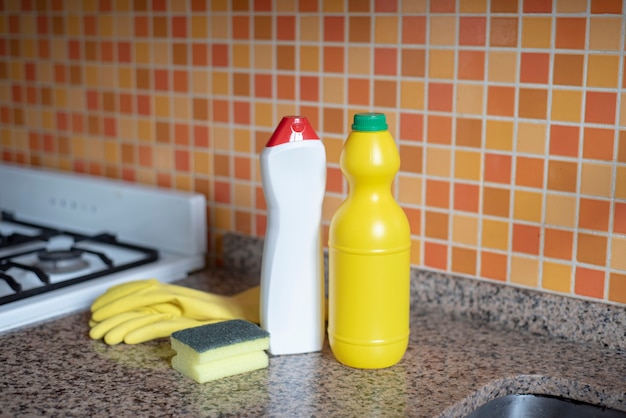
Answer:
328;112;411;369
260;116;326;355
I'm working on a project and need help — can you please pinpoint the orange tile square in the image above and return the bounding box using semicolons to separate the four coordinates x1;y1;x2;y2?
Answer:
430;16;456;46
487;51;517;82
425;211;448;240
373;79;396;108
611;237;626;270
398;175;423;206
491;0;517;12
426;115;452;145
518;88;548;120
551;89;583;122
455;118;482;148
587;54;620;88
349;16;371;43
487;86;515;117
490;17;518;47
426;147;451;177
484;153;511;184
581;162;612;197
510;255;539;287
577;233;607;266
428;83;453;112
454;150;482;181
591;0;622;13
275;74;294;100
483;186;510;218
556;0;587;12
457;50;485;80
618;131;626;162
323;15;344;42
585;91;617;125
375;16;399;44
524;0;551;12
520;53;549;84
608;273;626;304
512;223;541;255
542;261;572;293
399;145;423;175
555;18;586;50
452;214;478;245
549;124;579;158
322;46;345;73
485;120;513;151
456;84;484;115
453;183;479;213
401;48;426;77
459;16;486;46
482;218;509;250
583;127;621;161
277;45;295;71
545;194;577;228
575;267;605;299
399;113;423;142
521;17;552;48
402;16;426;44
589;17;621;51
544;228;573;261
614;202;626;234
451;247;476;275
515;156;544;188
348;78;369;106
459;0;487;13
430;0;455;12
323;107;345;134
578;198;610;231
424;241;448;270
513;190;543;223
374;48;397;75
429;49;455;79
547;160;578;193
480;251;507;282
425;179;450;208
553;54;584;86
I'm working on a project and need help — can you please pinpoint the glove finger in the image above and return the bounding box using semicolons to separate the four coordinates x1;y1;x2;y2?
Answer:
103;313;172;345
91;292;175;323
91;279;160;312
89;310;152;340
149;302;183;315
123;318;222;344
170;295;248;321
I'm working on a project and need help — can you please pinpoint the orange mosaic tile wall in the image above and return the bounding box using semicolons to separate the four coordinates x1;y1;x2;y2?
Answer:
1;0;625;306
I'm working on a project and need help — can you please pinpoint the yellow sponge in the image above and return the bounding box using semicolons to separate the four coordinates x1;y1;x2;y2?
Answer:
170;319;270;383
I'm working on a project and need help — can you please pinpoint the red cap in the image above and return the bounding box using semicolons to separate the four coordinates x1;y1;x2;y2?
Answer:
265;116;319;147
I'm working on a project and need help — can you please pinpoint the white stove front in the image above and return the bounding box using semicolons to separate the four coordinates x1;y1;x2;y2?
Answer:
0;163;207;334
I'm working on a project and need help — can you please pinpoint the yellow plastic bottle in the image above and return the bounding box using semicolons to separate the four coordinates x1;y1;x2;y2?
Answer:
328;113;411;369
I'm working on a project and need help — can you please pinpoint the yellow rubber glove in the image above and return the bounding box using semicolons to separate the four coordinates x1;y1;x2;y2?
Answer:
89;280;260;345
91;279;260;322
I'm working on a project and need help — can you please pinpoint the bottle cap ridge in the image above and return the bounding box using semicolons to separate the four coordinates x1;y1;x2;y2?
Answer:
352;113;388;132
266;116;320;147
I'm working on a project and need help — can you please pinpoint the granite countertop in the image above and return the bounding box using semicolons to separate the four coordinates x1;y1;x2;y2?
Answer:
0;262;625;418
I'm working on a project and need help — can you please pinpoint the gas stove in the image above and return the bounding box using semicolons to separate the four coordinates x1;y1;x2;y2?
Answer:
0;163;207;333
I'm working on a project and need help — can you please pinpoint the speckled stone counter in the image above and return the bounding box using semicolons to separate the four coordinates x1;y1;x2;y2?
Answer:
1;234;625;417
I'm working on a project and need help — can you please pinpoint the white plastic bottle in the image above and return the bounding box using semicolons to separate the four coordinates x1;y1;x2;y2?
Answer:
259;116;326;355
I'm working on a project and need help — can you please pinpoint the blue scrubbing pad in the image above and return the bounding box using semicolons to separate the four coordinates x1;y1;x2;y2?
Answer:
170;319;270;383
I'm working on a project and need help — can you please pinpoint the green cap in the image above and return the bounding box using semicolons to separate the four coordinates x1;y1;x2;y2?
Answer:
351;113;388;132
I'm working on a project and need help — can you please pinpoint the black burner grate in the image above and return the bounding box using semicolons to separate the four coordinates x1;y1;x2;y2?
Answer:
0;211;159;305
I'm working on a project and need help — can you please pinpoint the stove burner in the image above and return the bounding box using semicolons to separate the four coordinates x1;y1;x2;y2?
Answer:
35;249;90;274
